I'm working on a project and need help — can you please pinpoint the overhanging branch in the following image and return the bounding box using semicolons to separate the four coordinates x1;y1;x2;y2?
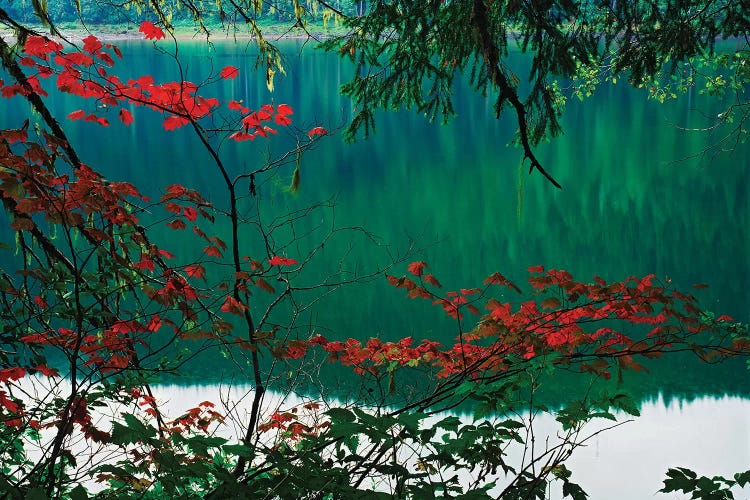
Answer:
471;0;562;189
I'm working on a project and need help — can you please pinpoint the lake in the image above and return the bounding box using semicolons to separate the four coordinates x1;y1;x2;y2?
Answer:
1;37;748;497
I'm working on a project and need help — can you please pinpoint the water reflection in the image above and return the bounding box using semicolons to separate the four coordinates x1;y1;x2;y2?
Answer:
154;383;750;500
0;40;747;399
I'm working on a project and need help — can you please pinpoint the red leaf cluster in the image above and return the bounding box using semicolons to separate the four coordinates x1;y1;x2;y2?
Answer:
220;66;239;80
293;264;740;380
139;21;166;41
268;256;298;267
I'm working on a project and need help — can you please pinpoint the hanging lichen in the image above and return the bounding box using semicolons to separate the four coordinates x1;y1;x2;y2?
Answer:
266;66;276;92
517;157;524;229
323;9;334;30
289;148;301;193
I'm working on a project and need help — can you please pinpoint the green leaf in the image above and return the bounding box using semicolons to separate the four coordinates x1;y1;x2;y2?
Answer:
110;413;157;445
24;487;48;500
661;467;698;493
455;381;478;395
151;449;179;469
435;415;461;432
454;489;494;499
734;470;750;486
562;480;589;500
610;393;640;417
69;485;88;500
397;411;426;433
184;435;227;455
556;401;589;430
325;408;355;423
551;464;572;480
124;413;156;437
588;411;617;422
95;464;133;477
327;421;363;441
497;419;526;430
343;434;359;455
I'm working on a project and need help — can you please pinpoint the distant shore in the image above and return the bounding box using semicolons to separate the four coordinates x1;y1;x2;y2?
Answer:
0;23;342;43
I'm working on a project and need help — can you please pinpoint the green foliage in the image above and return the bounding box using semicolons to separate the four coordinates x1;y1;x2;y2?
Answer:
99;415;231;498
3;0;748;183
318;0;749;184
556;391;640;431
660;467;749;500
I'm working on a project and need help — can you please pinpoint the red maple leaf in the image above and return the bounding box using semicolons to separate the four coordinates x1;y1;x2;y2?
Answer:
167;219;186;230
147;315;162;332
183;206;197;221
84;113;109;127
407;261;427;277
23;36;63;59
82;35;102;54
118;108;134;126
34;364;59;377
33;295;49;309
220;66;239;79
203;245;223;258
67;109;85;120
228;100;250;113
285;341;308;360
229;131;256;141
163;115;190;131
254;125;277;138
133;256;155;272
268;256;298;266
424;274;442;288
308;126;327;137
139;21;166;41
96;51;115;67
0;367;25;383
255;278;275;294
0;390;21;414
221;295;247;315
276;103;293;116
184;264;205;279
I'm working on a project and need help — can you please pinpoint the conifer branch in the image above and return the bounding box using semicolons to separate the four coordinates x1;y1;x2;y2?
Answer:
471;0;562;189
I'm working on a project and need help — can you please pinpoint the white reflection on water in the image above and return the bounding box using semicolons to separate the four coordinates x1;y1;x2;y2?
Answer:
11;377;749;498
560;394;750;499
153;384;749;499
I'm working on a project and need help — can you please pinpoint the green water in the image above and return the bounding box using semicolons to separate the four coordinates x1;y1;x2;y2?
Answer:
1;39;747;402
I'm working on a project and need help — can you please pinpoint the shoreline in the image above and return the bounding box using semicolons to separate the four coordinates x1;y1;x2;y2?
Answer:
0;23;341;43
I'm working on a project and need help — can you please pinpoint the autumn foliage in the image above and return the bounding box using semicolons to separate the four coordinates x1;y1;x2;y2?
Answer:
0;22;747;499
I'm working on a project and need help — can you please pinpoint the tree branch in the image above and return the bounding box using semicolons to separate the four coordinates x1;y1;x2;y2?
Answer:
471;0;562;189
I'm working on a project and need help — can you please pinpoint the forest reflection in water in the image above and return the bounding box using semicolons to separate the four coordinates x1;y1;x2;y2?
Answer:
0;36;747;499
153;383;750;500
0;39;747;401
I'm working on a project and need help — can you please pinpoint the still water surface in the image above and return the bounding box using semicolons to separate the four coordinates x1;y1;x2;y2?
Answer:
1;39;748;496
25;39;746;391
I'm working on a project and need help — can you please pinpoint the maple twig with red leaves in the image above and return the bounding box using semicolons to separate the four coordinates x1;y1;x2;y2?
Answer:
287;262;746;408
0;24;408;495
